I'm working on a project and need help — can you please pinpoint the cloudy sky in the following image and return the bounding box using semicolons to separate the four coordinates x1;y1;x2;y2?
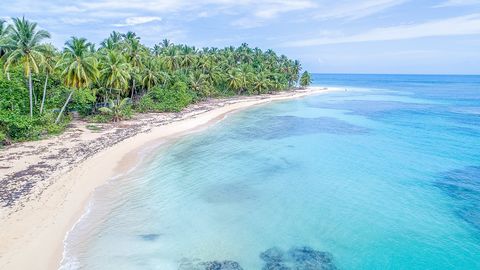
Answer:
2;0;480;74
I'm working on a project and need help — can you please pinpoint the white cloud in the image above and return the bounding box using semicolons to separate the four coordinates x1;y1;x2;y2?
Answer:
434;0;480;7
231;0;317;28
113;16;162;27
314;0;409;20
254;0;317;19
283;13;480;47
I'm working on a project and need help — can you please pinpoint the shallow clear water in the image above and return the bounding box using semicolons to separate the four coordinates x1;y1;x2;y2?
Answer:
63;74;480;270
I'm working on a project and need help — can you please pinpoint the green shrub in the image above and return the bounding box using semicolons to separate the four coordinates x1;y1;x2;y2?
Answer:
145;82;194;112
98;98;133;122
0;111;68;142
137;95;157;113
0;76;29;114
0;130;6;147
86;114;113;123
70;89;97;116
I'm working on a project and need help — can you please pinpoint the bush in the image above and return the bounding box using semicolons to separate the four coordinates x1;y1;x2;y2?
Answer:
98;98;133;122
0;111;68;142
70;89;97;116
86;114;113;123
0;75;29;114
137;95;157;113
0;130;6;147
138;82;194;113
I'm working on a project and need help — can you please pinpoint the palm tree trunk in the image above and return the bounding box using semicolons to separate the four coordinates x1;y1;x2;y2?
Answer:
131;79;136;99
33;85;37;105
55;90;74;124
40;73;48;114
28;72;33;117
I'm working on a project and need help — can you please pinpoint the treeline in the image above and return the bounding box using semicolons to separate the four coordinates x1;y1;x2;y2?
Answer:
0;17;311;145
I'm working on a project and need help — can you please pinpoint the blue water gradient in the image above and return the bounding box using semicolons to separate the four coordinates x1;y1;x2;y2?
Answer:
63;74;480;270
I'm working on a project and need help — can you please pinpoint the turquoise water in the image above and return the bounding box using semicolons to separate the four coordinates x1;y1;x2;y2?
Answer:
63;74;480;270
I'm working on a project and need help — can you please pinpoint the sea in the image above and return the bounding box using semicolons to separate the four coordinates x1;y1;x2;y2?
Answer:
61;74;480;270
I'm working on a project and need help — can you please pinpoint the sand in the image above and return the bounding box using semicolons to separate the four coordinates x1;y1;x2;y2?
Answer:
0;87;338;270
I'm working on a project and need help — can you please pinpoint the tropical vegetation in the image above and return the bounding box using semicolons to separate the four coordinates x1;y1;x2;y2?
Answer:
300;71;312;88
0;17;307;146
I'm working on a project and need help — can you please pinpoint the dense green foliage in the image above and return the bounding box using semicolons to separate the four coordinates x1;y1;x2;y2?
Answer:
300;71;312;88
0;17;305;145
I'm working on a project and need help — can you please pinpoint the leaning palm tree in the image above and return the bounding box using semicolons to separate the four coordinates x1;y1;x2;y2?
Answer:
3;17;51;117
39;44;57;114
55;36;98;123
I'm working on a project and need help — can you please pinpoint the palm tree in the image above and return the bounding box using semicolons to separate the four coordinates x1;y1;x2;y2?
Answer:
161;39;171;48
122;31;139;42
300;71;312;88
252;72;272;94
39;44;57;114
141;59;166;90
124;38;145;98
55;37;98;123
152;44;162;56
227;68;245;94
2;17;51;117
100;31;122;50
100;50;131;102
99;98;131;122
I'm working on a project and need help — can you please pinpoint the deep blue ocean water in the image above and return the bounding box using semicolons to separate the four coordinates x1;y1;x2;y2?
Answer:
62;74;480;270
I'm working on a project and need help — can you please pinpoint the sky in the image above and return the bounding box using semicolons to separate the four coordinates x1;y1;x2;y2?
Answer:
2;0;480;74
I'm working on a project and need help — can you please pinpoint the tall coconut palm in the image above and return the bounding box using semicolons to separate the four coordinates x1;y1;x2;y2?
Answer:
160;39;171;49
3;17;51;117
141;59;166;90
227;68;246;94
100;50;131;102
122;31;139;42
152;44;162;56
55;36;98;123
100;31;122;50
251;72;269;94
125;38;144;98
39;44;57;114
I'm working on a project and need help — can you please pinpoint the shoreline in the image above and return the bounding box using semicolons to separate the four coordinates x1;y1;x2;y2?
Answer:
0;86;338;270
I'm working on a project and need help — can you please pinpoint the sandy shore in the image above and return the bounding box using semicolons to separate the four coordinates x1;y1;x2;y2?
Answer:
0;86;337;270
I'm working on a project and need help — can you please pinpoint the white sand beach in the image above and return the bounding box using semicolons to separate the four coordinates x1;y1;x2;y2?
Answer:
0;87;338;270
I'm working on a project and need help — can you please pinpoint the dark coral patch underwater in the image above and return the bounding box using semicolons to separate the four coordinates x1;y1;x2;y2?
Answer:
261;246;337;270
435;166;480;231
178;246;336;270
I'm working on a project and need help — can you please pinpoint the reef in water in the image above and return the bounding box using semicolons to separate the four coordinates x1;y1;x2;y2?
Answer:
138;233;161;241
178;246;336;270
260;246;337;270
435;166;480;230
179;259;243;270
